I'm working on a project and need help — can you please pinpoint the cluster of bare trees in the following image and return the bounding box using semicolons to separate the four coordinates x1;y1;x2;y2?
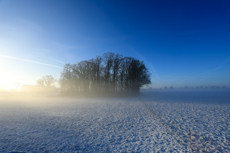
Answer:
59;52;151;95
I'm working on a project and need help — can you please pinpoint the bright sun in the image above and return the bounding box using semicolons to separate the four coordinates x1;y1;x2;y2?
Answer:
0;62;20;90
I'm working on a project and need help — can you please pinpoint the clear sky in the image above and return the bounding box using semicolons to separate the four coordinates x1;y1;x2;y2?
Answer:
0;0;230;89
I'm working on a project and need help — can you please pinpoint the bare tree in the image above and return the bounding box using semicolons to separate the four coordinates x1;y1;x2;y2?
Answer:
42;75;56;87
74;61;91;92
112;53;122;91
126;58;151;93
59;64;73;91
37;79;44;86
103;52;114;91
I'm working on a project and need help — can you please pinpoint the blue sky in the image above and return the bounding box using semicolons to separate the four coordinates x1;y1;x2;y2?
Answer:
0;0;230;89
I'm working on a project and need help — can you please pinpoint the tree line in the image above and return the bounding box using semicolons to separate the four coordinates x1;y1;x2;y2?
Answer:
58;52;151;95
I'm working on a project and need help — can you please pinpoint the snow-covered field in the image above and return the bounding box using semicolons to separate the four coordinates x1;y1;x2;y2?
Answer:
0;90;230;152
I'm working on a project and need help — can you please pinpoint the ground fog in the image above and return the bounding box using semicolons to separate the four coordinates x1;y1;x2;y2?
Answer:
0;91;229;152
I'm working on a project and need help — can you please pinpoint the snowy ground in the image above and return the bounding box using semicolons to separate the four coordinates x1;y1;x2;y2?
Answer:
0;91;230;152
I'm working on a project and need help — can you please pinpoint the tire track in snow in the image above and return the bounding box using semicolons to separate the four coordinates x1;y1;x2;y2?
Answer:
138;95;230;153
138;96;191;152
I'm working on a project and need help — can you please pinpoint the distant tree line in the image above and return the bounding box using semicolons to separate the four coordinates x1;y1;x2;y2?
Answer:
161;85;228;89
59;52;151;95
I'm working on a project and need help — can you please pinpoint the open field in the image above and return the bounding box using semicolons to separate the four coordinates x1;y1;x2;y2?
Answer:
0;91;230;152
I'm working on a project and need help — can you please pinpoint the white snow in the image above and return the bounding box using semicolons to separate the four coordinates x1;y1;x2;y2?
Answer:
0;91;230;152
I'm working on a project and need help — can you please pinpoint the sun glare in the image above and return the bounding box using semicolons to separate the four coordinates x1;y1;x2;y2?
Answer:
0;61;19;91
